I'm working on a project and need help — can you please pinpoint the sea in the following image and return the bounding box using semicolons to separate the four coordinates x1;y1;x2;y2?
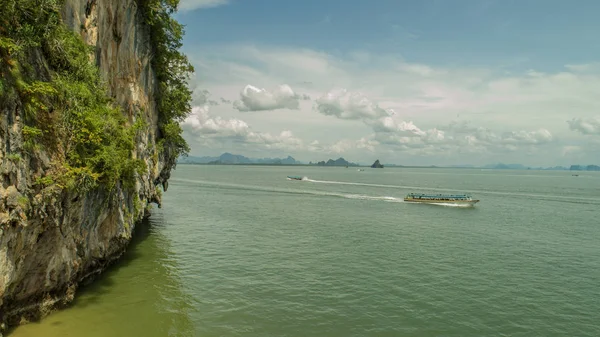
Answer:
9;165;600;336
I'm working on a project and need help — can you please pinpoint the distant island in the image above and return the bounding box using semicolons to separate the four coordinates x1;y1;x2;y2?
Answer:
569;165;600;171
178;154;599;171
309;157;358;167
178;153;301;165
178;153;360;166
481;163;599;171
371;160;384;168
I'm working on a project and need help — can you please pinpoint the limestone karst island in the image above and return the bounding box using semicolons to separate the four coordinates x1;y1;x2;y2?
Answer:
0;0;192;332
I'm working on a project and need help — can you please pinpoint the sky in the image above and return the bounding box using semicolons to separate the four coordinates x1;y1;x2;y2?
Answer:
175;0;600;166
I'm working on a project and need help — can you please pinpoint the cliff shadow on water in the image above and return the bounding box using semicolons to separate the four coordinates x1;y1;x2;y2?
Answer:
5;215;197;337
67;218;157;308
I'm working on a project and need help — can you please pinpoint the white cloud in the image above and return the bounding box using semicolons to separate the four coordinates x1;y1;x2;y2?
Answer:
233;84;305;112
245;130;304;151
182;106;250;138
309;87;554;156
178;0;229;12
370;119;553;157
182;44;600;165
500;129;553;145
181;104;388;160
369;117;424;136
325;137;380;154
315;89;393;120
561;145;584;157
568;117;600;135
182;105;328;154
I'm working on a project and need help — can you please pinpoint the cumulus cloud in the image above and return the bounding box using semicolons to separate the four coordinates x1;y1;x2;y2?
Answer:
233;84;305;112
306;137;379;155
500;129;553;145
329;138;379;153
189;46;600;130
369;117;425;136
311;88;554;156
178;0;229;12
568;117;600;135
245;130;304;150
374;133;430;149
183;44;600;164
182;106;250;138
314;89;393;120
181;104;385;157
369;117;553;156
182;105;309;153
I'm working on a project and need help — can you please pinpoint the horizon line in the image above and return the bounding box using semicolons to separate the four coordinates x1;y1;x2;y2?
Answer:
179;152;599;169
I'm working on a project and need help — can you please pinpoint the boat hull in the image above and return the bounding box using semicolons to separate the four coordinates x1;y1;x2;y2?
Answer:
403;199;479;206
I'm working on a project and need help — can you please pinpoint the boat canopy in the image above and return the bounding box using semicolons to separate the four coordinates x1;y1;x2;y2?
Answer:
406;193;471;199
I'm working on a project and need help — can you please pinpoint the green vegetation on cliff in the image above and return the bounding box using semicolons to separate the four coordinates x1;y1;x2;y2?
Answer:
0;0;193;192
138;0;194;163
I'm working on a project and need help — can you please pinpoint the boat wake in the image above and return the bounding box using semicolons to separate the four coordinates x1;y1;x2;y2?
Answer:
171;178;403;204
171;176;600;207
342;194;402;202
303;178;600;204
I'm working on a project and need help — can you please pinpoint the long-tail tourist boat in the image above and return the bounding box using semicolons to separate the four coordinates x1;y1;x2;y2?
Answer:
404;193;480;206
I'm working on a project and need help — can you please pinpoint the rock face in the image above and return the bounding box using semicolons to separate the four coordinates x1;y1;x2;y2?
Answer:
371;160;384;168
0;0;172;329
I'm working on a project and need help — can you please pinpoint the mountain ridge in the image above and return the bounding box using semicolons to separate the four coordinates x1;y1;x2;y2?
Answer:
178;154;599;170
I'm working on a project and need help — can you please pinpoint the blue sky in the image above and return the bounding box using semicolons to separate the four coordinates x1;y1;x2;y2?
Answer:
177;0;600;166
178;0;599;70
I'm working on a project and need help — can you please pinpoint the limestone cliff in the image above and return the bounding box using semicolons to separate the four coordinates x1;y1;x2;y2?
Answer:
0;0;189;330
370;160;384;168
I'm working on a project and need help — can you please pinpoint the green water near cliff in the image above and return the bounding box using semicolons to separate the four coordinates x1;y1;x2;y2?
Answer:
10;166;600;336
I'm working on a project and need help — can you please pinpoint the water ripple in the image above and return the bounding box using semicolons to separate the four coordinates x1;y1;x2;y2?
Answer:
10;166;600;337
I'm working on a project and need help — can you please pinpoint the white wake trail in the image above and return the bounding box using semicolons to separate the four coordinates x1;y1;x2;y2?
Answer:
170;178;404;204
304;178;600;203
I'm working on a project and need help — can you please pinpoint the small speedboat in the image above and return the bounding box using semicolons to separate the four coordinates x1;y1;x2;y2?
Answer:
287;175;305;181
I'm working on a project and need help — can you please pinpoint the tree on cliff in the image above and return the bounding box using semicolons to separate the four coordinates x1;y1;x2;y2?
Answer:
138;0;195;164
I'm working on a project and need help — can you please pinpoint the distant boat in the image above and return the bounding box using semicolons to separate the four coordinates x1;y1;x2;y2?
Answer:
404;193;479;206
572;174;579;177
357;168;365;171
287;175;305;181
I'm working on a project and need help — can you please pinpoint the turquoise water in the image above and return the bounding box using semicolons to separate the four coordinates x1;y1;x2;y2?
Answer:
10;166;600;336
